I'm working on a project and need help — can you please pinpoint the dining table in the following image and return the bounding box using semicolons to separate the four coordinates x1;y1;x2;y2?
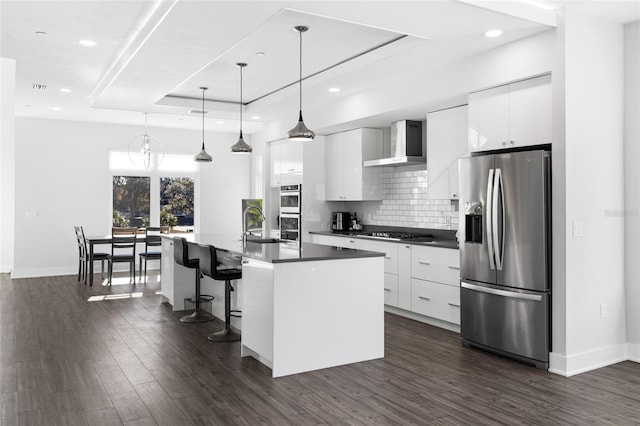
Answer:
85;234;147;286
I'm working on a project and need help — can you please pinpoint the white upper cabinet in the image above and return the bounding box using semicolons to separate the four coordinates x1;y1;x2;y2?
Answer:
270;139;303;186
468;74;551;152
325;128;383;201
427;105;469;200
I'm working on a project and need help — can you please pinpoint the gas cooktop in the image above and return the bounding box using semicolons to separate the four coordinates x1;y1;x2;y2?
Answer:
364;232;434;242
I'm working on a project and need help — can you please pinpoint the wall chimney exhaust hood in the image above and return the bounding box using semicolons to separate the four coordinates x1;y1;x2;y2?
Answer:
363;120;425;167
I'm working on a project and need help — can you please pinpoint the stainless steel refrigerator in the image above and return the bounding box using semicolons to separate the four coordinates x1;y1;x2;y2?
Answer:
458;149;551;369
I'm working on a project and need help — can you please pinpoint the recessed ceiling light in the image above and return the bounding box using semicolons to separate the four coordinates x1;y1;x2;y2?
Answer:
328;87;341;93
251;116;261;120
60;88;71;93
25;105;32;108
256;52;266;56
79;40;97;47
484;29;503;38
216;121;225;125
52;107;61;111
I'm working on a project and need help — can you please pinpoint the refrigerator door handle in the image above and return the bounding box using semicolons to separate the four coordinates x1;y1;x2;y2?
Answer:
461;281;543;302
486;168;495;270
493;168;504;270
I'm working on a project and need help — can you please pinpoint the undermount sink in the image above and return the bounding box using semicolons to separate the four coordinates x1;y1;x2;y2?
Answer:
246;237;280;244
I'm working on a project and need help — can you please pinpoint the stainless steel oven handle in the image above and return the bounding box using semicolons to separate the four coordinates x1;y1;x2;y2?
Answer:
461;282;542;301
486;168;495;270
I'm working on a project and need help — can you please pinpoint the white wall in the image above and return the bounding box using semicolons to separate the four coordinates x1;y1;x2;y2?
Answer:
0;58;16;273
624;21;640;360
12;117;250;278
549;10;627;376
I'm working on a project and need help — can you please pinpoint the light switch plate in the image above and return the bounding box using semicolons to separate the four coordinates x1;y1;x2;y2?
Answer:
572;221;583;237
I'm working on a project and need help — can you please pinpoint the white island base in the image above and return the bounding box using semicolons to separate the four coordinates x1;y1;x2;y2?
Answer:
241;256;384;378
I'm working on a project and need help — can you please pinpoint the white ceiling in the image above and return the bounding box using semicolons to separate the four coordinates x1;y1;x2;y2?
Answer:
1;0;637;134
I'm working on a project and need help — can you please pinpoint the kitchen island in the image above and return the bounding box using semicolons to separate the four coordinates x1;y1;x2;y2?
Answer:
160;233;385;377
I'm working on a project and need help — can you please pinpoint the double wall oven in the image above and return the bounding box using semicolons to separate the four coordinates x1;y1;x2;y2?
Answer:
279;184;301;244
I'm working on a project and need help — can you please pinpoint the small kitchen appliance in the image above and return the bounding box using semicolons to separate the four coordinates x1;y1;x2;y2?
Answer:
332;212;351;231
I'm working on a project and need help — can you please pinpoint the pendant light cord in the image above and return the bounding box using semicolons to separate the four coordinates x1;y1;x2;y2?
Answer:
144;112;148;135
240;66;243;136
298;29;303;114
201;88;205;149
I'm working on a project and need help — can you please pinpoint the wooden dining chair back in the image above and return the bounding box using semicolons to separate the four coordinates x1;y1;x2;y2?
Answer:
74;226;108;285
108;227;138;285
138;226;163;283
74;226;87;282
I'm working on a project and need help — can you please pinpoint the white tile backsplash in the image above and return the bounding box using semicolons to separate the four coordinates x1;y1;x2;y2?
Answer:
365;168;458;230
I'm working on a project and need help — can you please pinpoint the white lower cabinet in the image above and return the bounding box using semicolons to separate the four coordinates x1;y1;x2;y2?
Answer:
410;279;460;324
311;234;461;328
383;273;399;307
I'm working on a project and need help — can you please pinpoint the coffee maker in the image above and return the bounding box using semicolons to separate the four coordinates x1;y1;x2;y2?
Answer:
332;212;351;231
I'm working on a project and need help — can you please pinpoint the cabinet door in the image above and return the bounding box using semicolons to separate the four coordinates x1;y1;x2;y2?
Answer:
468;84;509;152
384;273;399;307
342;129;363;200
427;105;469;199
270;141;282;187
508;75;552;147
280;139;303;174
411;278;461;325
398;244;412;310
354;239;398;274
411;245;460;286
325;133;344;200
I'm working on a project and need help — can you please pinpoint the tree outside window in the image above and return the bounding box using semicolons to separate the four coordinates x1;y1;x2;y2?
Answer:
113;176;151;227
160;177;194;229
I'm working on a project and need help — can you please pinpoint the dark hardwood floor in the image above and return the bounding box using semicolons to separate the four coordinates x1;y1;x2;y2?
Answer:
1;272;639;426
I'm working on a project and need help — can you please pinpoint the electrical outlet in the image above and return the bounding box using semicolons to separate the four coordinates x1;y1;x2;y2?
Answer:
600;303;606;319
572;221;583;237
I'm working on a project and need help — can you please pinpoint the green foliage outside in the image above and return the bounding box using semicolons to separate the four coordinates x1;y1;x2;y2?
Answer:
113;176;150;227
112;210;129;227
160;210;178;227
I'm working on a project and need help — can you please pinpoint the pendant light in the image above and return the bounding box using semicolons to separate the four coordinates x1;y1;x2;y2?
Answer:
194;86;213;162
128;112;164;169
230;62;252;153
287;25;315;141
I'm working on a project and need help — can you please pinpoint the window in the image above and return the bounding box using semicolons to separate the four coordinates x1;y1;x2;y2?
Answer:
110;151;198;232
160;177;194;229
112;176;150;227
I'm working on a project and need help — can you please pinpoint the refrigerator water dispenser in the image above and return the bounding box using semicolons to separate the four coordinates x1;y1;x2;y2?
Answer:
464;201;483;243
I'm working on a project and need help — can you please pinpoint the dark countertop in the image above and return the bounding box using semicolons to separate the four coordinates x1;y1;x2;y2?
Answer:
161;233;384;264
309;228;459;250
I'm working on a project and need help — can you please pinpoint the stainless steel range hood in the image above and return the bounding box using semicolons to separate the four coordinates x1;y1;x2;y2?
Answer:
363;120;425;167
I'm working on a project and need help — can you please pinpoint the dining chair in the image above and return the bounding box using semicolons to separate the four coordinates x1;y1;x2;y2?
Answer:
74;226;108;284
138;226;162;283
107;227;138;285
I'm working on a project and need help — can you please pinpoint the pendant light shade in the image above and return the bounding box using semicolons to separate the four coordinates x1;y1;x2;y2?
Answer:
194;86;213;163
231;62;252;153
287;25;315;142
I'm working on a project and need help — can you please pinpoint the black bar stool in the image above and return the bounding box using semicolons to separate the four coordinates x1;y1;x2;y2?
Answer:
174;237;213;323
198;244;242;342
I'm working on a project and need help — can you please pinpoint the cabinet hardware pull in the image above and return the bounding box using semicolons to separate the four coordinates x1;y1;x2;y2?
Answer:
384;288;391;292
405;245;410;249
418;296;431;301
241;260;249;264
384;256;391;259
448;266;460;270
448;302;460;308
418;261;431;265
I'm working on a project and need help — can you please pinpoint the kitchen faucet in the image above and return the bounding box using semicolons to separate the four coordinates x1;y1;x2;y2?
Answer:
242;205;266;249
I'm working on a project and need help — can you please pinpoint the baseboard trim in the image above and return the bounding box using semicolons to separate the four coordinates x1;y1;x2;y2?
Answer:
0;265;11;274
627;342;640;362
384;305;460;334
11;266;76;279
11;265;160;279
549;343;628;376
